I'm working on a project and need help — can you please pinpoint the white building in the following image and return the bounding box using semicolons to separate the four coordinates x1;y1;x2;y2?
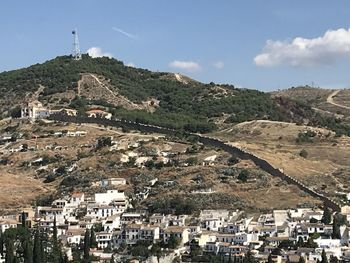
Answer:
21;101;50;119
0;219;18;233
95;190;127;212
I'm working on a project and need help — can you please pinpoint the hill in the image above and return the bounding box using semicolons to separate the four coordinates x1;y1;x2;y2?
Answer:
1;55;350;135
273;86;350;127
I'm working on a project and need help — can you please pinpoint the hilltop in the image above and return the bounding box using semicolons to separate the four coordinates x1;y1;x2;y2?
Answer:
273;86;350;126
1;55;350;135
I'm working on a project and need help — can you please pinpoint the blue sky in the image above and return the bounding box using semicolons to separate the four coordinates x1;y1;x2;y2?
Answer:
2;0;350;91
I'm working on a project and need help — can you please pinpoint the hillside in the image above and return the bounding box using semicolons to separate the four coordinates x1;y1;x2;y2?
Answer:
0;119;319;214
1;55;350;135
212;120;350;207
273;86;350;127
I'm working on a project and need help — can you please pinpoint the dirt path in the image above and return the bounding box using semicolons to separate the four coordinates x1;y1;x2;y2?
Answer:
326;90;350;110
88;74;142;109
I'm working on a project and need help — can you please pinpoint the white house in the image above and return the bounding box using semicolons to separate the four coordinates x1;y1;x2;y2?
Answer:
0;219;18;233
69;193;85;206
103;214;121;232
96;232;114;249
95;190;127;207
21;101;50;119
66;229;85;245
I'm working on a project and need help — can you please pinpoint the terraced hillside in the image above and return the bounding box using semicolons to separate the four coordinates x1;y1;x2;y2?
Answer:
0;119;318;214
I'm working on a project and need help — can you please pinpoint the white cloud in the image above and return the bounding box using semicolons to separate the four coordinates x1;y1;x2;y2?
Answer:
112;27;137;39
254;28;350;67
126;62;136;67
213;61;224;69
169;60;201;72
87;47;113;58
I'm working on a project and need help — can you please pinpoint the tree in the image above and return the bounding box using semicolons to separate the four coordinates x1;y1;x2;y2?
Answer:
305;237;317;248
9;106;22;118
83;229;90;262
185;157;198;166
150;244;162;263
23;238;33;263
321;249;328;263
33;230;42;263
21;211;26;227
227;156;239;165
268;253;273;263
299;149;308;158
90;227;97;249
296;237;304;248
310;217;318;223
322;206;332;225
0;231;3;256
168;234;181;249
50;216;62;263
329;255;339;263
63;254;69;263
97;137;112;149
5;236;14;263
332;213;346;239
238;170;249;182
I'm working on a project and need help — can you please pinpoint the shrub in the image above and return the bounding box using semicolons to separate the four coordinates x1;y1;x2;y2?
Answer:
299;149;308;158
238;170;249;182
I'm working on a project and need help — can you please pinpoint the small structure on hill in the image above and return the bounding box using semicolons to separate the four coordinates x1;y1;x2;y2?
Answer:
21;101;50;119
86;109;112;120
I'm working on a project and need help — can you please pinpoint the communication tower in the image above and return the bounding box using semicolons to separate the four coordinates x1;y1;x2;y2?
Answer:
72;29;82;60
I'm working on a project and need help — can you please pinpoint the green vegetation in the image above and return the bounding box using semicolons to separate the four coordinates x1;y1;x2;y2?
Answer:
238;169;249;182
322;206;332;224
296;131;317;143
1;55;350;134
148;196;197;215
299;149;308;158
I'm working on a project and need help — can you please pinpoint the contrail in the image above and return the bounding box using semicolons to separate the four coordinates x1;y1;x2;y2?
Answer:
112;26;137;39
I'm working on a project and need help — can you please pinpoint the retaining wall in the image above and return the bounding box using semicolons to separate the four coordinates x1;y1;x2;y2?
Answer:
48;113;341;212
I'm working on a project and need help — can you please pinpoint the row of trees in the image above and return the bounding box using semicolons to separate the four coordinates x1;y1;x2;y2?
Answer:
0;216;67;263
0;214;102;263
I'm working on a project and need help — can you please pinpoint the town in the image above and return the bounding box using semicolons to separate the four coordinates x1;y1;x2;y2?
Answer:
1;187;350;262
2;2;350;262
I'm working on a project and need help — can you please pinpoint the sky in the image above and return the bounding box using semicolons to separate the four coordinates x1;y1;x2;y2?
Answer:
1;0;350;91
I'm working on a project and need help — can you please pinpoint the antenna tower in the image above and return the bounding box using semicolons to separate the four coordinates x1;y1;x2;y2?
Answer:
72;29;82;60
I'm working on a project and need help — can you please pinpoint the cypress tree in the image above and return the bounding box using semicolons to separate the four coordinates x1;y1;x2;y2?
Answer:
0;231;3;256
21;211;26;228
268;253;273;263
33;230;42;263
90;227;97;249
332;219;341;239
5;237;14;263
321;249;328;263
83;229;90;262
51;216;61;263
23;238;33;263
39;231;47;263
322;206;332;225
